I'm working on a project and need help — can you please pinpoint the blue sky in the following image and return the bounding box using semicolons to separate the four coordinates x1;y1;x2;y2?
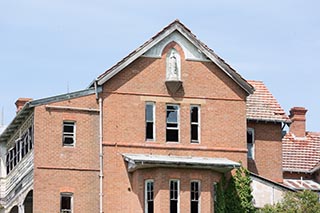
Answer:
1;1;319;131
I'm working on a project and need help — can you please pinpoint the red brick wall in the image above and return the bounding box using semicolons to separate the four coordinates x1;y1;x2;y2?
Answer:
247;122;283;182
32;43;250;212
33;94;100;212
101;45;249;212
103;146;223;212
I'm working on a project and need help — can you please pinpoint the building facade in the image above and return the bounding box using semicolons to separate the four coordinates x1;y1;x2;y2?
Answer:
0;20;292;212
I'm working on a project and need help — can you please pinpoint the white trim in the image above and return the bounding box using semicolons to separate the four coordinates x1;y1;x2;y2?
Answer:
169;179;180;213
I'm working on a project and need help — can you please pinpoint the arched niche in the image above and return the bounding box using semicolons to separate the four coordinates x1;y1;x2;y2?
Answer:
166;48;181;81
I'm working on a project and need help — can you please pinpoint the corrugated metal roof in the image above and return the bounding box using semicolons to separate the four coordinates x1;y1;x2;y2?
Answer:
123;153;240;173
0;87;101;144
246;80;290;123
0;125;6;135
283;179;320;191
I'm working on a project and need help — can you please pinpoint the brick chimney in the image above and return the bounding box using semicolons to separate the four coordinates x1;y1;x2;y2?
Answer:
289;107;307;137
15;98;32;113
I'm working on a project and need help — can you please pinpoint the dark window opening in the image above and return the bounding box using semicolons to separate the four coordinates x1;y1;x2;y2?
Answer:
191;181;200;213
146;103;155;140
61;193;72;213
170;180;179;213
247;129;254;159
145;180;154;213
63;121;75;146
190;106;200;143
166;105;179;142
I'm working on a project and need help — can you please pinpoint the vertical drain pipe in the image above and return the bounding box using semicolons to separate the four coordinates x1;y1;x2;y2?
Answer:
95;81;104;213
99;97;104;213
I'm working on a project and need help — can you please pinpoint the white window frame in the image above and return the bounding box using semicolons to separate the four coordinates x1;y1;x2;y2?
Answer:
169;179;180;213
145;179;154;213
60;192;73;213
63;121;76;147
190;105;200;143
190;180;201;213
166;104;180;143
247;128;255;159
145;102;156;141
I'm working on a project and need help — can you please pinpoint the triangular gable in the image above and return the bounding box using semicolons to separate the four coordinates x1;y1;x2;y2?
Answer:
94;20;254;94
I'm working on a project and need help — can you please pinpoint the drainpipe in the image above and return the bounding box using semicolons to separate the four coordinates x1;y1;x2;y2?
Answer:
99;97;103;213
95;81;104;213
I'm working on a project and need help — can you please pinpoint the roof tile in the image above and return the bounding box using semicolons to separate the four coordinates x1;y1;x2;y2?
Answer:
283;132;320;173
246;80;289;123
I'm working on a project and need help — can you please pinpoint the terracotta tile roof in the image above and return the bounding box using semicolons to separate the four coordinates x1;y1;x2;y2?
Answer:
246;80;290;123
283;179;320;191
283;132;320;173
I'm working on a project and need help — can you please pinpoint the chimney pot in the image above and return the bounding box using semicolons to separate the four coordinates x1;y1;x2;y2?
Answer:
15;98;32;113
289;107;307;137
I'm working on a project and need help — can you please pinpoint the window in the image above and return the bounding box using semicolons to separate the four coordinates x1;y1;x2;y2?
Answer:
191;181;200;213
146;102;155;141
145;180;154;213
166;105;179;142
5;126;34;175
190;105;200;143
60;193;73;213
170;180;180;213
247;128;254;159
63;121;76;146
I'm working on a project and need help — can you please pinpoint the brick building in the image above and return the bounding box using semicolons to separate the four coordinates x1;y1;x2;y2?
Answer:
0;20;293;212
282;107;320;192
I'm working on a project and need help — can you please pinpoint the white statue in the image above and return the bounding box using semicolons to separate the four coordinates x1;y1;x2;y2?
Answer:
166;49;180;80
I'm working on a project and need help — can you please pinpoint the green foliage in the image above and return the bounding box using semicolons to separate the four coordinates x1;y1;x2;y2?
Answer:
215;165;255;213
214;177;226;213
259;190;320;213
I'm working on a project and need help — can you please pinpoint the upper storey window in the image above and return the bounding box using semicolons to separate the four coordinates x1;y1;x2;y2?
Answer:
63;121;76;147
190;105;200;143
146;102;155;141
166;104;180;142
166;48;181;81
247;128;255;159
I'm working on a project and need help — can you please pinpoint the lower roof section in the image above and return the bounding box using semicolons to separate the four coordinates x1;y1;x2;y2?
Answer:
283;179;320;191
122;153;240;173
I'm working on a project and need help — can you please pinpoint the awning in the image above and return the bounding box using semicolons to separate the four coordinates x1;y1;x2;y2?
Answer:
283;179;320;191
122;153;240;173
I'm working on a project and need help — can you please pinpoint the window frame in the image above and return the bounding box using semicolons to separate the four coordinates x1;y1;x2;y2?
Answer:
166;104;180;143
60;192;73;213
145;179;154;213
247;128;255;159
190;105;200;143
62;121;76;147
145;102;156;141
190;180;201;213
169;179;180;213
